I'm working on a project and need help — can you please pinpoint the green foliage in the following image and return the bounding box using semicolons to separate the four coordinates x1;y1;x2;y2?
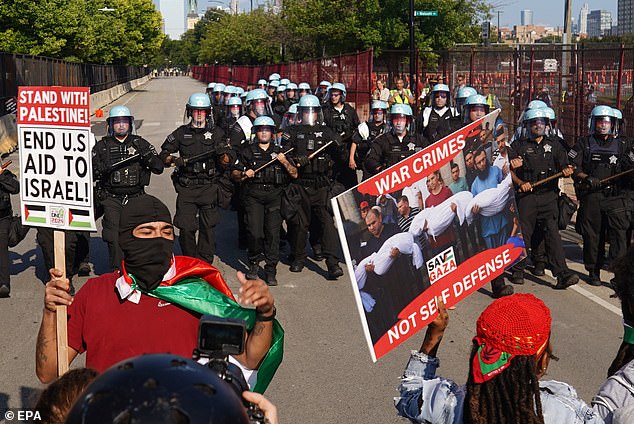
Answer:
0;0;163;65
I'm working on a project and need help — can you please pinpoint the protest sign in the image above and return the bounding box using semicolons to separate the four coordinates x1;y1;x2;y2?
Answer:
331;110;526;361
17;86;96;231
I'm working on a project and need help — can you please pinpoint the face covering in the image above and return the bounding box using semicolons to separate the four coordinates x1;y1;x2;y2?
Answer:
118;194;173;291
120;234;173;291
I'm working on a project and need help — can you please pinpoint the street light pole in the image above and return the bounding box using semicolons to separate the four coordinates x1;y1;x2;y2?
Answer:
409;0;415;91
497;10;502;42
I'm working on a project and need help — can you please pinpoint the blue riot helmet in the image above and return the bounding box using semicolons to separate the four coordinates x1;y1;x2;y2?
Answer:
326;82;347;104
211;83;226;106
206;82;215;96
298;82;312;97
223;85;238;104
431;83;451;108
523;107;549;139
455;86;478;115
370;100;388;123
315;80;332;99
590;105;616;136
612;107;624;136
235;86;245;96
297;94;323;126
280;78;290;87
186;92;213;128
257;79;267;89
268;73;280;82
252;115;276;144
281;102;298;130
276;85;286;95
65;354;249;424
389;103;413;135
245;88;272;117
226;96;243;119
285;82;298;99
107;105;135;137
527;99;548;111
462;94;490;124
267;80;280;97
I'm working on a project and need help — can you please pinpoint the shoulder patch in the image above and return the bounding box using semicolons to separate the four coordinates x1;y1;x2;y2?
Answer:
568;149;578;159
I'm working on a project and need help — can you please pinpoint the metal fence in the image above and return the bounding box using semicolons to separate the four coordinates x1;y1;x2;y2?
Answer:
191;50;374;119
0;52;151;98
374;44;634;142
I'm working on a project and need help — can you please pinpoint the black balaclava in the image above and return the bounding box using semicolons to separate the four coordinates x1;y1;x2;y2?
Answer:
118;194;173;291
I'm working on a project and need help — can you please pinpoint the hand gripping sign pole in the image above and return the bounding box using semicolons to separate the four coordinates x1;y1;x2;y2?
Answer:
17;86;96;377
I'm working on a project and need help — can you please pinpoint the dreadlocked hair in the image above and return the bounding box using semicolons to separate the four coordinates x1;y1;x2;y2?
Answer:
607;246;634;377
464;342;545;424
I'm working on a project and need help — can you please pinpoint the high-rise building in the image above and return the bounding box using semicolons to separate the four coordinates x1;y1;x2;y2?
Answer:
579;3;589;34
152;0;188;40
230;0;239;14
521;9;533;26
618;0;634;35
587;10;613;38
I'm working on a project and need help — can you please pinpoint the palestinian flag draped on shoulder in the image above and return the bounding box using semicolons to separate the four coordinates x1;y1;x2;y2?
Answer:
122;256;283;394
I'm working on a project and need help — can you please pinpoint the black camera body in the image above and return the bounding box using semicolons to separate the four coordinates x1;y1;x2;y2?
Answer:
193;315;266;424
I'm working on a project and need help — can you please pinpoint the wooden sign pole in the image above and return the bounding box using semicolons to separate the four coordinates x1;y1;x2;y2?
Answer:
54;230;69;376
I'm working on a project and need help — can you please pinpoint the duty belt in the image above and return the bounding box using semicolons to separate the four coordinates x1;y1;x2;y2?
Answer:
105;190;145;199
178;176;215;186
248;183;280;191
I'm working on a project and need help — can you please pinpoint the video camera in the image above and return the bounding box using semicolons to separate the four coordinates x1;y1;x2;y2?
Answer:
193;315;266;424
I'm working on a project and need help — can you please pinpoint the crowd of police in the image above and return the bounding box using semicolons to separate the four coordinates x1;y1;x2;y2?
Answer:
0;73;632;298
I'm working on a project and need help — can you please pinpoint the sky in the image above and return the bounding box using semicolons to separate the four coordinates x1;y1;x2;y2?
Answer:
496;0;617;29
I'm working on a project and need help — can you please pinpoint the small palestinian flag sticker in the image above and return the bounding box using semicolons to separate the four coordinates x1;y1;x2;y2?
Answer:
24;204;46;224
69;208;92;228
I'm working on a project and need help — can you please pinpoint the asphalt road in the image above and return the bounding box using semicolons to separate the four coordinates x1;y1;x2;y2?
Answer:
0;76;624;423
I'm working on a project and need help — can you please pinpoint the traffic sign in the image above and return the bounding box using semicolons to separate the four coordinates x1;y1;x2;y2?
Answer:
414;10;438;17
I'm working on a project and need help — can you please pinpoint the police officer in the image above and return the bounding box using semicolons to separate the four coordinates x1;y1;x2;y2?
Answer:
364;104;426;176
0;160;19;297
160;93;229;265
571;105;634;286
283;94;344;279
454;86;477;118
314;80;331;104
350;100;388;181
284;83;298;109
210;83;225;125
323;82;361;190
232;116;298;285
419;83;457;144
218;96;242;134
297;82;312;99
509;108;579;289
92;106;163;270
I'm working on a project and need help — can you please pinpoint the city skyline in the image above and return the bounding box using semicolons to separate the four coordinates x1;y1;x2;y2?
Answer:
495;1;617;30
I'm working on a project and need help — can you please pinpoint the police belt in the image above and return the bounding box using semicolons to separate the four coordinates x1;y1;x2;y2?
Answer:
296;177;330;189
178;176;216;186
246;182;282;191
104;189;145;199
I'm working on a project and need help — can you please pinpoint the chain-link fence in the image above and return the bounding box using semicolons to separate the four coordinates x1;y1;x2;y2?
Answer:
0;52;151;98
375;44;634;142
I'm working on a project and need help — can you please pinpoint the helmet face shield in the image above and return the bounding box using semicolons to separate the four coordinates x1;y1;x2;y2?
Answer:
298;106;322;126
108;116;133;137
250;98;271;117
591;115;614;136
370;108;386;124
527;117;548;139
390;114;410;134
463;104;488;124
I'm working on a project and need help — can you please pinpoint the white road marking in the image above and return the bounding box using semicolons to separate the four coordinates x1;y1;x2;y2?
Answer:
569;284;622;317
142;122;161;127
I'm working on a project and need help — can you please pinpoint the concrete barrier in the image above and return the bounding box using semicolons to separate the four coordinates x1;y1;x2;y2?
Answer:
90;75;152;116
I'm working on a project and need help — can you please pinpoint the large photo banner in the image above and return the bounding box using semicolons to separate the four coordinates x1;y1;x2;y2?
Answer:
331;110;526;361
17;86;96;231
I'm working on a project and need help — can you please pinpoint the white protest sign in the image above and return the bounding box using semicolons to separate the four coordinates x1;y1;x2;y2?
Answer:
17;86;96;231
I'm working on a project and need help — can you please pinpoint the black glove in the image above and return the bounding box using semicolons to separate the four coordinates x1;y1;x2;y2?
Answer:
585;176;602;191
174;156;186;167
295;155;309;167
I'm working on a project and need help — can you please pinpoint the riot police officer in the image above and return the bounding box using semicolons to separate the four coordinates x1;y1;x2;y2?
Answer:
92;106;164;270
419;83;457;144
323;82;361;189
283;94;344;279
232;116;297;285
218;96;242;134
454;86;477;118
509;108;579;289
297;82;312;99
350;100;388;181
0;160;19;297
160;93;229;265
210;83;225;126
364;104;426;176
571;105;634;286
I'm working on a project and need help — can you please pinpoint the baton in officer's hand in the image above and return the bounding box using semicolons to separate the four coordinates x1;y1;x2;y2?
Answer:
252;148;294;174
111;154;140;169
307;140;336;160
600;168;634;185
0;160;12;173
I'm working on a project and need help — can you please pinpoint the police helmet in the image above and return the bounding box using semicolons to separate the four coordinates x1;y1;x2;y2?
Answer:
235;86;245;96
543;107;556;121
206;83;215;94
268;80;280;89
457;86;477;100
223;85;237;96
253;115;276;131
371;100;388;111
187;92;212;110
280;78;290;86
612;108;623;120
286;82;298;91
245;88;269;104
462;94;490;124
65;354;249;424
432;83;450;93
288;103;298;114
276;85;286;94
527;99;547;110
227;96;242;107
389;104;413;133
245;89;271;117
391;103;413;117
107;106;134;136
257;79;267;88
328;82;347;102
268;73;280;81
318;80;332;88
298;82;311;91
212;83;226;93
523;107;548;122
281;103;299;130
298;94;323;125
590;105;616;136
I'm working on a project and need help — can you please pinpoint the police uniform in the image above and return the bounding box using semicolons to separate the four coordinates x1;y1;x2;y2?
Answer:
0;169;19;296
351;121;386;181
572;134;634;277
323;103;361;189
234;142;293;282
419;106;457;144
510;135;577;287
160;124;228;264
93;134;163;270
283;124;343;278
364;131;427;176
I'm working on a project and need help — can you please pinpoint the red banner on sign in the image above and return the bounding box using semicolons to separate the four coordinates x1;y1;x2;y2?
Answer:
17;86;90;127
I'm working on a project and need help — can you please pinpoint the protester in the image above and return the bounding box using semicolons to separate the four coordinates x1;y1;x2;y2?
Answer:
395;293;604;423
36;194;279;389
375;79;391;102
0;161;19;297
